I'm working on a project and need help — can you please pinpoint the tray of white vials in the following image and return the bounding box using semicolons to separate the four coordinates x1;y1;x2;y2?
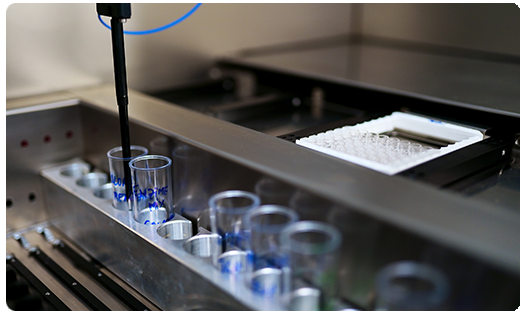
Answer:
295;112;484;175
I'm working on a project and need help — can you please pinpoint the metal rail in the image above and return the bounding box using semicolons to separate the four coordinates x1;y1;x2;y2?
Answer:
7;253;71;311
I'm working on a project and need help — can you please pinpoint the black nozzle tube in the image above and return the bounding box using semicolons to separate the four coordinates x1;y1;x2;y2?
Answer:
118;105;132;206
110;17;132;206
110;18;128;107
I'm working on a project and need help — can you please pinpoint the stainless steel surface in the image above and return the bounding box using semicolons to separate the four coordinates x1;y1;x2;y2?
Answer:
6;85;519;310
6;91;80;112
65;84;518;274
40;161;278;310
221;42;519;117
6;102;84;233
360;3;519;56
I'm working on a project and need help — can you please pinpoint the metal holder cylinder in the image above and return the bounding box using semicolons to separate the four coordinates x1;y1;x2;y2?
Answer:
157;219;193;241
183;234;222;258
76;173;109;189
60;162;91;178
93;183;114;200
286;287;321;311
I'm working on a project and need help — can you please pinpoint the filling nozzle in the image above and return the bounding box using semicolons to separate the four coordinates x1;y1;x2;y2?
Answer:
96;3;133;207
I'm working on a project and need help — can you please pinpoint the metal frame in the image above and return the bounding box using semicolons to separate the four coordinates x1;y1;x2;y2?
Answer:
6;84;519;310
67;84;518;273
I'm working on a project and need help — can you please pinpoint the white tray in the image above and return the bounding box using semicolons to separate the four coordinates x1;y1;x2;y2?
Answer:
296;112;484;175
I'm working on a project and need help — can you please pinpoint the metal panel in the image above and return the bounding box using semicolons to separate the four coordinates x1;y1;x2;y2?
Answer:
361;3;519;56
6;86;519;309
6;103;84;232
68;85;519;275
220;42;519;117
39;162;270;311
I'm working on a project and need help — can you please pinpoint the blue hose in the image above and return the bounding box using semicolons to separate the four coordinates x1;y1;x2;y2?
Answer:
98;3;202;35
